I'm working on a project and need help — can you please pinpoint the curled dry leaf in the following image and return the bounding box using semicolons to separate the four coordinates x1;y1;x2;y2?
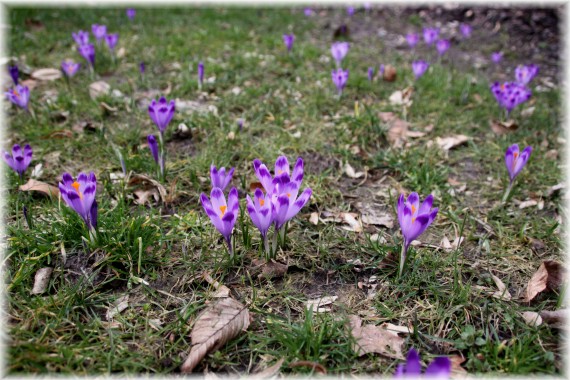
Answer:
31;267;53;295
251;259;288;280
518;199;538;209
344;162;364;179
31;68;62;81
539;309;567;329
523;260;566;302
388;87;413;107
348;315;404;359
435;135;470;151
521;311;543;327
490;119;518;135
19;178;59;197
341;212;363;232
180;297;250;373
309;212;319;225
251;358;285;379
356;201;394;228
440;235;465;251
128;174;167;204
89;81;111;100
490;273;512;301
306;296;337;313
386;118;409;148
203;272;230;298
106;295;129;321
545;183;564;198
289;361;327;374
100;102;118;115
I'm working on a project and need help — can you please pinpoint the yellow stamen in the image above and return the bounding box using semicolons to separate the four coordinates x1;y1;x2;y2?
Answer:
71;181;83;200
219;205;227;216
259;198;265;206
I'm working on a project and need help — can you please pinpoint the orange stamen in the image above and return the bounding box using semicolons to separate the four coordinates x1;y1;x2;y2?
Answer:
287;193;291;198
259;198;265;206
512;152;519;169
71;181;83;200
411;204;417;214
412;217;416;224
219;205;227;216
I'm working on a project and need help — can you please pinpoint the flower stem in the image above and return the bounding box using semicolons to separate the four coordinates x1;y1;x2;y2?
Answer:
263;235;270;259
272;229;279;260
398;242;408;279
502;181;514;204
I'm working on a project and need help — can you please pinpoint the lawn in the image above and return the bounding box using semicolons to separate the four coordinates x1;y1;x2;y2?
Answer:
3;5;564;376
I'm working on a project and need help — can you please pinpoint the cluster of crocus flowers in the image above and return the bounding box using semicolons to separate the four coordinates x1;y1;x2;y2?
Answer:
147;97;175;179
515;64;539;85
5;85;30;111
249;156;312;258
61;59;80;78
490;81;532;117
283;34;295;53
331;42;350;67
502;144;532;203
197;62;204;90
3;144;32;180
423;27;439;45
412;60;429;79
435;39;450;56
397;192;438;278
59;172;98;232
394;348;451;379
332;68;349;97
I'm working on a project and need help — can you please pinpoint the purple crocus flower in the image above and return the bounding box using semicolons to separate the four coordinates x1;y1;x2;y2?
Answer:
505;144;532;183
412;61;429;79
197;61;204;88
210;165;235;190
331;42;350;66
423;27;439;45
271;180;312;232
253;156;305;195
490;82;532;116
148;97;175;135
515;64;539;85
347;6;355;16
491;51;503;64
126;8;136;20
394;348;451;379
139;62;145;75
331;68;349;96
367;67;374;82
8;65;18;85
379;64;385;75
72;30;89;46
237;119;244;131
460;23;472;38
59;172;98;230
246;188;275;243
5;85;30;110
406;33;419;48
78;44;95;68
435;39;450;56
92;24;107;44
147;135;159;164
397;192;438;277
3;144;32;178
61;59;80;78
200;187;239;256
105;33;119;52
304;8;313;16
283;34;295;52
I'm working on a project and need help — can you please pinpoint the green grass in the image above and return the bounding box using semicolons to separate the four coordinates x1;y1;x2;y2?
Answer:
4;5;564;376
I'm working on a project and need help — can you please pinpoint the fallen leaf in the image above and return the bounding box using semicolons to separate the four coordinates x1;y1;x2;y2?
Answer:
523;261;567;302
406;130;426;138
89;81;111;100
521;106;535;118
378;112;396;123
545;183;564;197
380;322;413;334
249;181;264;193
309;212;319;225
386;119;409;148
203;272;230;298
383;65;397;82
440;235;465;251
251;259;288;280
356;201;394;228
30;163;43;179
518;199;538;209
19;179;59;197
117;47;126;58
521;311;543;327
251;358;285;379
173;123;192;139
306;296;337;313
389;87;413;107
100;102;118;115
20;79;38;90
539;309;567;329
128;174;167;204
31;267;53;295
72;121;97;133
490;119;518;135
180;297;250;373
341;212;363;232
448;354;468;376
41;129;73;139
348;315;405;359
344;162;364;178
106;295;129;321
31;68;62;81
490;273;512;301
435;135;470;151
289;361;327;374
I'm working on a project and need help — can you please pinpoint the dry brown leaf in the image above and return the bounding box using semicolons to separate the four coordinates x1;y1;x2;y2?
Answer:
309;212;319;225
251;259;288;280
117;47;126;58
203;272;230;298
521;311;542;327
31;267;53;295
128;174;167;204
249;181;264;193
545;183;564;197
406;130;426;138
380;322;413;334
539;309;567;329
19;179;59;197
490;119;518;135
378;112;396;123
490;273;512;301
387;118;409;148
344;162;364;178
251;358;285;379
289;361;327;374
440;235;465;251
435;135;470;151
89;81;111;100
31;68;62;81
341;212;363;232
348;315;404;359
383;65;397;82
518;199;538;209
106;295;129;321
356;201;394;228
20;78;38;90
523;261;566;302
448;354;468;376
180;297;250;372
306;296;337;313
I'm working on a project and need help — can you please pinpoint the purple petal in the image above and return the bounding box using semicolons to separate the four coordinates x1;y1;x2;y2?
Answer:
405;348;422;375
425;357;451;378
